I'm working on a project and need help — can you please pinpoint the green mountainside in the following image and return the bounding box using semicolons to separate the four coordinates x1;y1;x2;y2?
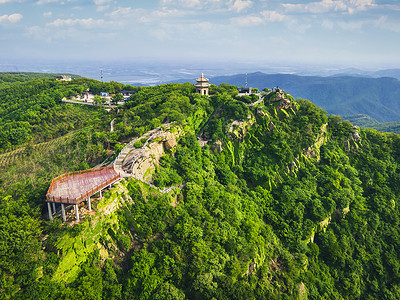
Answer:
208;72;400;123
0;72;80;87
2;75;400;299
343;114;400;134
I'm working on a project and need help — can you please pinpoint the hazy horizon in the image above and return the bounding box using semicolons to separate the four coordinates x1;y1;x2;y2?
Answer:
1;57;399;85
1;0;400;70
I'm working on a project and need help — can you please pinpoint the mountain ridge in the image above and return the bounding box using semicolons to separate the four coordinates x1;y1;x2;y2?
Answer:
172;72;400;123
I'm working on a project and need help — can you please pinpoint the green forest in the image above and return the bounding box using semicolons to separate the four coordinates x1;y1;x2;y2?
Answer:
2;73;400;299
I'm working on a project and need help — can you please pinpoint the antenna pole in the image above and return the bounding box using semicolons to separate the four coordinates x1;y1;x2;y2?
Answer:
245;72;248;89
101;70;103;82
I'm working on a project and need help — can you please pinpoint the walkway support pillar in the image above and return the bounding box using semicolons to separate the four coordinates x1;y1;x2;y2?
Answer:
61;204;66;222
47;202;53;221
88;197;92;212
100;190;102;198
52;202;56;213
75;204;80;221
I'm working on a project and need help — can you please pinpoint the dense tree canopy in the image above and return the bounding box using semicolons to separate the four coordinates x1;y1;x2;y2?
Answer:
1;74;400;299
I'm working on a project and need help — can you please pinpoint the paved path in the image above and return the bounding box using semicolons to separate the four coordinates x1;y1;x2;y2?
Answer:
248;96;264;106
62;99;116;109
110;119;115;132
113;123;180;194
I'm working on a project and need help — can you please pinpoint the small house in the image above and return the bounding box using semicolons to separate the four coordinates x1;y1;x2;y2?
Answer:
119;90;137;97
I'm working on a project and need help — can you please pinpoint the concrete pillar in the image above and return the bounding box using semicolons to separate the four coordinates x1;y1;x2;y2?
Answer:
47;202;53;221
100;190;102;198
75;204;80;221
61;204;66;222
52;202;56;213
88;197;92;212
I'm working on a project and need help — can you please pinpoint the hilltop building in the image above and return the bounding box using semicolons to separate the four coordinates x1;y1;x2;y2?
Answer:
56;75;72;81
119;90;137;100
237;73;253;96
238;87;252;96
195;73;210;96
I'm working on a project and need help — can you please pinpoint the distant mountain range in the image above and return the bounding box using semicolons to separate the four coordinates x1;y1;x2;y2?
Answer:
202;72;400;123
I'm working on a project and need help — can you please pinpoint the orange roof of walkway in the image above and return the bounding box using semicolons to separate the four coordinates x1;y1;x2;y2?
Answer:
46;166;120;205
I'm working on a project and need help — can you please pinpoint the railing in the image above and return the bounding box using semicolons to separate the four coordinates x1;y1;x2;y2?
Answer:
46;166;120;204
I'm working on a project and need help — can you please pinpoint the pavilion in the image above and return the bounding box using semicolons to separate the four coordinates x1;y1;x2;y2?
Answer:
194;73;211;96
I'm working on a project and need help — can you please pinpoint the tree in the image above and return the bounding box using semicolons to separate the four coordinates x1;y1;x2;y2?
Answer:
93;95;105;107
111;93;124;105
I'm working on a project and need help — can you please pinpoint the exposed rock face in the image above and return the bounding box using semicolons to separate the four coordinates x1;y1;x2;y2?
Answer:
213;140;223;153
319;216;331;232
228;119;254;141
256;108;265;117
197;138;208;148
162;132;177;150
268;88;292;112
270;88;286;102
229;120;245;133
351;125;361;142
121;129;180;182
303;123;327;161
276;99;291;112
298;283;307;300
344;125;362;150
244;262;257;276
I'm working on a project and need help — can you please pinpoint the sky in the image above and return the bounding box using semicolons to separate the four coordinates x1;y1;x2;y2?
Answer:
1;0;400;69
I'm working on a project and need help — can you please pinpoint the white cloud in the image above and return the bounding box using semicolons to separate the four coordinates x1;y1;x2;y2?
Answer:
383;4;400;11
283;0;375;14
161;0;201;8
231;10;287;27
177;0;201;8
337;19;366;30
36;0;58;5
93;0;111;11
47;18;105;28
108;7;132;17
148;21;224;41
0;13;23;23
114;7;192;24
230;0;253;12
231;15;263;26
93;0;111;5
43;11;52;17
96;5;109;12
376;18;400;33
260;10;287;22
337;15;387;32
160;0;254;14
0;0;22;3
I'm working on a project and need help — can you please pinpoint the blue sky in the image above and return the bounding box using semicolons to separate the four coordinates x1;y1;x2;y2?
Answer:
1;0;400;68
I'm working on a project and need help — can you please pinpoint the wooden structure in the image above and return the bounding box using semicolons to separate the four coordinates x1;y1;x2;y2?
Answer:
194;73;210;96
46;166;120;222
